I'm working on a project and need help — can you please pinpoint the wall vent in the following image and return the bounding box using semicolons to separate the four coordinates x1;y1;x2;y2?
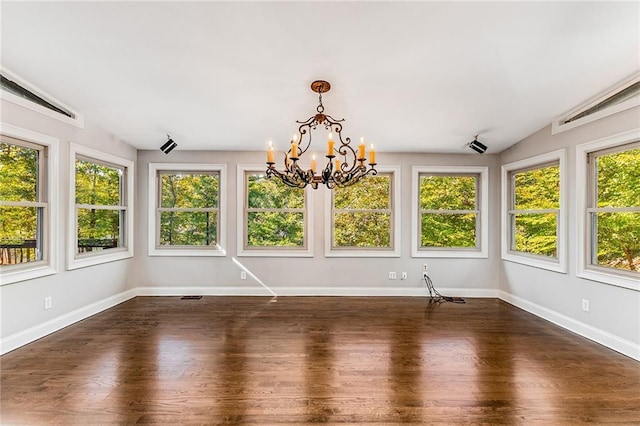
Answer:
552;73;640;135
0;68;83;128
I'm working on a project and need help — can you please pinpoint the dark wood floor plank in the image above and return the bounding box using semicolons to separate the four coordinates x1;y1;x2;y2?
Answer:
1;297;639;424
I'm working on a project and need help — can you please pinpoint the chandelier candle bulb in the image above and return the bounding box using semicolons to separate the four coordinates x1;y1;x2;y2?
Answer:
369;144;376;164
335;159;341;171
291;142;298;159
267;141;275;163
311;155;317;172
327;133;335;156
358;138;366;159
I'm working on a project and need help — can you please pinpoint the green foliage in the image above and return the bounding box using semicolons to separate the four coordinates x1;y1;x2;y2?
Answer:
511;165;559;257
333;175;391;248
593;146;640;271
419;175;477;248
246;174;305;247
421;213;476;248
0;142;38;202
159;173;219;246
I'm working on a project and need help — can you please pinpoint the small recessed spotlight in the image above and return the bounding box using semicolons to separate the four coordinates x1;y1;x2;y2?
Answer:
468;135;487;154
161;135;177;154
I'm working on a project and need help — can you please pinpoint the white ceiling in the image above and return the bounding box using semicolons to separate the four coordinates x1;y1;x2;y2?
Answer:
1;2;639;154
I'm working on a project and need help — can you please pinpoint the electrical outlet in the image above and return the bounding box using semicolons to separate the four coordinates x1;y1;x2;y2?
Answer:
422;263;428;272
582;299;590;312
240;271;247;280
401;272;407;280
44;296;52;310
388;272;397;280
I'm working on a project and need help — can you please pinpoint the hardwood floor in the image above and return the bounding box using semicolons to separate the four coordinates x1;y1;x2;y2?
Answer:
1;297;639;424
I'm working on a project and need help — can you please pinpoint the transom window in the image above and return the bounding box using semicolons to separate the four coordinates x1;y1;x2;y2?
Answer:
412;166;488;258
148;163;226;257
326;166;401;257
69;144;133;269
237;166;312;257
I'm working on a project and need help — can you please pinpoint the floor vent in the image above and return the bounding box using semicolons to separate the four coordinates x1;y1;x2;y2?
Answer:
180;296;203;300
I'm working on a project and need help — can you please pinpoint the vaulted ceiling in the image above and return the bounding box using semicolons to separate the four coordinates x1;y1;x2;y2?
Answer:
1;2;638;153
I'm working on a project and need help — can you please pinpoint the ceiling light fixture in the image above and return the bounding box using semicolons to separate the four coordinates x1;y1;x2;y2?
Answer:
160;135;177;154
266;80;377;189
468;135;487;154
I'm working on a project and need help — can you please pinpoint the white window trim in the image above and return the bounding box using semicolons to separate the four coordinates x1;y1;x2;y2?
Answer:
148;163;226;257
324;165;401;257
236;164;313;257
552;72;640;135
67;144;134;270
0;67;84;129
576;129;640;291
411;166;488;258
0;123;58;284
501;149;567;273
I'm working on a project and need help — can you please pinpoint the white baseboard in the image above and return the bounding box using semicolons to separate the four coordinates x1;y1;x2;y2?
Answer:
136;285;500;298
498;290;640;361
0;289;137;355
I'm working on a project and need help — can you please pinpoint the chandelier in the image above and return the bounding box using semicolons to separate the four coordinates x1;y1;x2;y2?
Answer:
266;80;377;189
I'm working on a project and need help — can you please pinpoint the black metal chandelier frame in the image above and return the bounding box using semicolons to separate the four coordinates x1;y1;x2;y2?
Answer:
266;80;377;189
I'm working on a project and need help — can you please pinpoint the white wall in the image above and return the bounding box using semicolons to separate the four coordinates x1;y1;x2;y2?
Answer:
0;100;137;347
134;150;501;296
499;106;640;359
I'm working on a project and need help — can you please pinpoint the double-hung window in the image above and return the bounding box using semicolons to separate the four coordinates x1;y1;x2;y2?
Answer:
502;150;567;272
1;126;58;284
148;163;226;256
325;166;400;256
501;150;566;272
412;166;488;258
577;133;639;289
68;144;133;269
237;166;312;256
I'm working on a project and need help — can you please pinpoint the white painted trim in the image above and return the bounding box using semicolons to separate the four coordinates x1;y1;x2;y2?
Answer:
236;165;314;257
501;149;567;273
411;166;489;258
67;144;135;270
0;289;136;355
147;163;227;257
0;123;59;285
575;130;640;291
498;291;639;361
552;72;640;135
0;67;84;128
136;285;499;298
324;165;402;257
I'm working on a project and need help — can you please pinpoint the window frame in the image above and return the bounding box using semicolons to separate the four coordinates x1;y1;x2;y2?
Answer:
501;149;566;273
324;165;401;257
236;164;313;257
0;124;58;284
576;130;640;291
148;163;226;257
411;166;488;258
67;144;134;270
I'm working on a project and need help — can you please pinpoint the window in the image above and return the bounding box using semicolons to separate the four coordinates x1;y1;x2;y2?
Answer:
411;166;488;258
576;132;639;290
148;163;226;256
68;144;133;269
0;68;83;128
237;165;312;257
501;150;566;272
325;166;401;257
0;125;58;284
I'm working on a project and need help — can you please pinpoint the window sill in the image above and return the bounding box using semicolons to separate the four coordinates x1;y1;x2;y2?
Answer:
577;268;639;292
67;249;133;270
412;248;488;259
237;248;313;257
326;249;401;258
502;252;567;273
149;247;226;257
0;263;57;285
